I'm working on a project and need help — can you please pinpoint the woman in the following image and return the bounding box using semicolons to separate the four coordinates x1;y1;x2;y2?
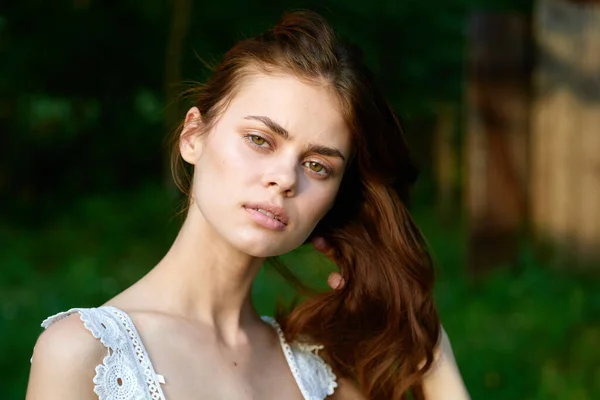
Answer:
27;11;469;400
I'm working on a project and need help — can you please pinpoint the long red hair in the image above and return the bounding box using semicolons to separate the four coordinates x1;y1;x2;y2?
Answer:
171;11;440;399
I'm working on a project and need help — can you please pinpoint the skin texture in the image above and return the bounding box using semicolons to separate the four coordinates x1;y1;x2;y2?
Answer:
27;73;353;400
184;73;351;259
26;72;469;399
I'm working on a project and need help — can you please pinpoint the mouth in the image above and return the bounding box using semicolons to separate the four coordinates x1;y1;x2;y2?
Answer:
243;202;289;225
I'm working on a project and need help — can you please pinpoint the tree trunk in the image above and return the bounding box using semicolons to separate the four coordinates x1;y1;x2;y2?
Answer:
433;103;459;224
163;0;192;194
465;12;532;274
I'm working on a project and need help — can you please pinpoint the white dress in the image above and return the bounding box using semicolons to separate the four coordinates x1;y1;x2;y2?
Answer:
39;306;337;400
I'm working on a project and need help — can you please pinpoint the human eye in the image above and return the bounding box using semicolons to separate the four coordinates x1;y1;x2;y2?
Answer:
303;160;331;178
243;132;272;150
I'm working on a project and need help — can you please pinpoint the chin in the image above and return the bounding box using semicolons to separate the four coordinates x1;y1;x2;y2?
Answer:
237;241;296;258
232;232;302;258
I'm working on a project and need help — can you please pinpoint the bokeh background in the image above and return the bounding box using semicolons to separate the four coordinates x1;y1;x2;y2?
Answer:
2;0;599;399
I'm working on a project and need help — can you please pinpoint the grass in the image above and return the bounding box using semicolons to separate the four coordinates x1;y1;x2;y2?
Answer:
1;184;598;399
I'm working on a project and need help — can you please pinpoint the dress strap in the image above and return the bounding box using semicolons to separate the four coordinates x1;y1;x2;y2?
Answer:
262;316;337;400
41;307;167;400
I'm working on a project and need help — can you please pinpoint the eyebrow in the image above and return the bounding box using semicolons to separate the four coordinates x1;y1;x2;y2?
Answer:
244;115;289;139
244;114;346;162
307;144;346;162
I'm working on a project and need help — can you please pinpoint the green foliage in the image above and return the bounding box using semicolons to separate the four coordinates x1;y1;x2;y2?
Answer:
2;186;597;399
1;0;533;224
7;1;594;399
416;214;600;400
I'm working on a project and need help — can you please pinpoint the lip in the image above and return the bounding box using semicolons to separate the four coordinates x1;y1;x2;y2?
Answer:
243;202;290;225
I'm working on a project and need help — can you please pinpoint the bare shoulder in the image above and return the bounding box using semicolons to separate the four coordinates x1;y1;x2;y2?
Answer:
422;326;471;400
27;313;106;400
329;377;367;400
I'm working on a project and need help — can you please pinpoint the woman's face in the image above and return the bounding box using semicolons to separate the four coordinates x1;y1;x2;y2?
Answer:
181;72;352;257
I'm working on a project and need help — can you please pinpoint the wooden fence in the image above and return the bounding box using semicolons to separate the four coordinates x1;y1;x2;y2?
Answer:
460;0;600;271
531;0;600;268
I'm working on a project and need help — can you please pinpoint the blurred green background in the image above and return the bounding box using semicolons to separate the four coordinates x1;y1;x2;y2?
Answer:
1;1;599;399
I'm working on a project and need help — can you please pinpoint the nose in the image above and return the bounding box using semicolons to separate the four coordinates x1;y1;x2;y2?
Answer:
262;156;298;197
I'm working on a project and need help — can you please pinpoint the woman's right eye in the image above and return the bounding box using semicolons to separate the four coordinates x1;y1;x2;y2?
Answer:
243;133;272;150
250;135;267;146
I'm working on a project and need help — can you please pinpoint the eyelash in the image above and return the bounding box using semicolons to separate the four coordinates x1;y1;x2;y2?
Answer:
242;133;333;178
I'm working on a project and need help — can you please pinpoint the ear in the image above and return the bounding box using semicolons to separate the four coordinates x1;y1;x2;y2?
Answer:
180;107;203;165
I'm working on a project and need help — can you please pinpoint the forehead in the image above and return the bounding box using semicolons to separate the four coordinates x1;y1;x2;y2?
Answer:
224;73;352;151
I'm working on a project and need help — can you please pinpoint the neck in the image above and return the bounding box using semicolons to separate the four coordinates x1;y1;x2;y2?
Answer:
143;206;265;334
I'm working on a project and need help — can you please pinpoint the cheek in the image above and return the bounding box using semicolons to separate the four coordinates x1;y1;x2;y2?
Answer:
300;185;340;223
193;137;265;208
196;137;247;181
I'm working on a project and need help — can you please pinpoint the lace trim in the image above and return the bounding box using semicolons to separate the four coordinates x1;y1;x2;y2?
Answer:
262;316;337;400
41;307;167;400
40;309;335;400
293;342;338;398
262;316;311;399
106;307;167;400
